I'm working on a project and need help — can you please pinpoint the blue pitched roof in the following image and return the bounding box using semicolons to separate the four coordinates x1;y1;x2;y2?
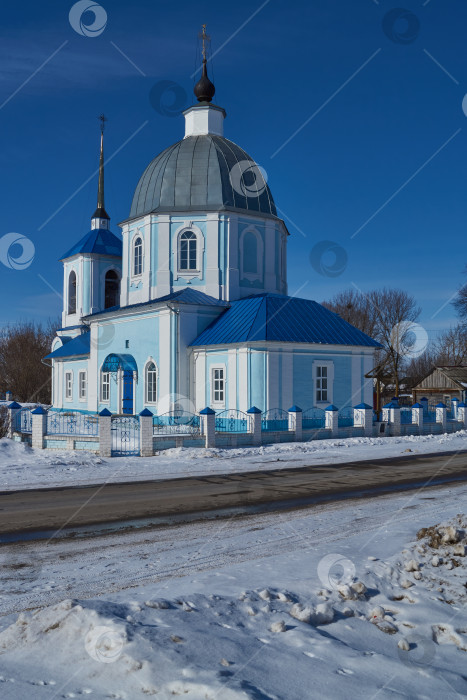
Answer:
191;294;381;348
60;229;122;260
44;332;90;360
84;287;228;319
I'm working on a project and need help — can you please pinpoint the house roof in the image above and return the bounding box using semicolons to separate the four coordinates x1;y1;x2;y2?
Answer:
60;228;122;260
191;294;382;347
44;332;90;360
83;287;229;320
436;366;467;384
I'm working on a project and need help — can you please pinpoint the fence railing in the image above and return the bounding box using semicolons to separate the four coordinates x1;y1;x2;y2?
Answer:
302;408;325;430
400;408;413;425
153;411;200;436
215;409;250;433
338;406;353;428
47;412;99;436
13;408;32;434
261;408;289;432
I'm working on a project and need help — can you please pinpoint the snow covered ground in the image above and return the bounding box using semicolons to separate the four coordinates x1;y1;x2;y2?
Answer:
1;429;467;491
0;482;467;698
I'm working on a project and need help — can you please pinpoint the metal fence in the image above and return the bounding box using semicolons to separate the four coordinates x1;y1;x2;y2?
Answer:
338;406;353;428
400;408;413;425
302;408;325;430
111;415;140;456
47;412;99;436
215;409;250;433
261;408;289;432
13;408;32;434
153;411;200;436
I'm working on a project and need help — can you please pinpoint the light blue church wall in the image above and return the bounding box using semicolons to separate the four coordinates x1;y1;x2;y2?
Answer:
170;218;207;288
55;358;90;411
292;352;353;410
204;351;230;409
95;312;161;413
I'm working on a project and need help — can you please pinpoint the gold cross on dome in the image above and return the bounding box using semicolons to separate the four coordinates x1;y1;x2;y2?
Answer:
198;24;211;61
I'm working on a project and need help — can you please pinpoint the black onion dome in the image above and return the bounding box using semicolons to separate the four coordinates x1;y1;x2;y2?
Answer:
129;135;277;219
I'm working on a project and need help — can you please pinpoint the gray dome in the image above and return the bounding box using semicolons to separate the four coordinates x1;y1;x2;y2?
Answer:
129;135;277;219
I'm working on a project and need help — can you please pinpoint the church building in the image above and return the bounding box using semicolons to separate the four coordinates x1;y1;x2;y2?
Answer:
45;48;379;417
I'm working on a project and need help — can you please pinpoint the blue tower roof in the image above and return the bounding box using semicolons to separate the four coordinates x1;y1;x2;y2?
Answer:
191;294;382;347
60;228;122;261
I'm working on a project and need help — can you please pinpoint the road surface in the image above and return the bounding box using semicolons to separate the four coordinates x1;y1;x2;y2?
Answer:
0;449;466;536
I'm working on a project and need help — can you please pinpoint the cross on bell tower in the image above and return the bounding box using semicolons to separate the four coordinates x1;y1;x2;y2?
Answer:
92;114;110;230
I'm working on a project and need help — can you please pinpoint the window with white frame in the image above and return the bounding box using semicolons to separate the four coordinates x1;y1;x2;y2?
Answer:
133;236;143;276
146;362;157;404
78;370;87;400
315;365;328;403
179;231;197;271
65;371;73;400
101;371;110;402
211;367;225;406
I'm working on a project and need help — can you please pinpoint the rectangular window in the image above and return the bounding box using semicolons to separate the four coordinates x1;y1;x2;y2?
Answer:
316;366;328;403
65;372;73;400
79;371;87;400
101;372;110;402
212;367;225;405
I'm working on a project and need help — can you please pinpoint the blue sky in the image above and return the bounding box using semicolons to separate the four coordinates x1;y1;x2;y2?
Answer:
0;0;466;343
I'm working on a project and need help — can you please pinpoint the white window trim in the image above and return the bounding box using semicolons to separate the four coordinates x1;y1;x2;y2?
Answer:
65;371;73;401
145;359;158;405
211;364;226;408
312;361;334;407
78;370;87;402
101;370;110;403
67;269;78;316
175;224;205;281
239;226;264;283
131;231;144;279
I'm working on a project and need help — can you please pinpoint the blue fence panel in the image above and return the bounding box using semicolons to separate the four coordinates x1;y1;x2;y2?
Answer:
13;408;32;434
262;409;289;432
400;408;413;425
338;407;354;428
47;412;99;436
302;408;325;430
215;410;250;433
153;411;200;435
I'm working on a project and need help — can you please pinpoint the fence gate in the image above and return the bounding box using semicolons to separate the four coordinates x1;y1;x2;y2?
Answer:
111;415;140;456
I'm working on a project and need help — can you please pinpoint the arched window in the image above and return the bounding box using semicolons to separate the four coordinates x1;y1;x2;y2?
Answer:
133;236;143;276
68;271;77;314
179;231;197;271
243;232;258;274
104;270;120;309
146;362;157;403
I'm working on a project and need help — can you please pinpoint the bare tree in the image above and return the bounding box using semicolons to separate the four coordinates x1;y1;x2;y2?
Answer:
0;320;58;404
323;287;421;398
433;324;467;365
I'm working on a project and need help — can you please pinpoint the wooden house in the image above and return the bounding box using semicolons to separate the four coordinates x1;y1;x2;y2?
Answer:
412;366;467;407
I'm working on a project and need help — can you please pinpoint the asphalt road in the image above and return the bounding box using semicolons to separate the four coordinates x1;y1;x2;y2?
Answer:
1;450;467;536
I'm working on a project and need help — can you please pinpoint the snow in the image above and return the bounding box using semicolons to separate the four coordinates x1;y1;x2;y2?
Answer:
0;483;467;698
1;428;467;491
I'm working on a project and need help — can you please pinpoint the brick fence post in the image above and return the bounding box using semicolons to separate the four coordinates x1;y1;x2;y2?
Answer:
139;408;154;457
354;403;373;437
451;396;459;420
200;407;216;448
436;402;447;432
31;406;47;449
386;402;400;436
325;405;339;437
412;403;424;434
99;408;112;458
247;406;262;446
7;401;22;438
288;405;302;442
